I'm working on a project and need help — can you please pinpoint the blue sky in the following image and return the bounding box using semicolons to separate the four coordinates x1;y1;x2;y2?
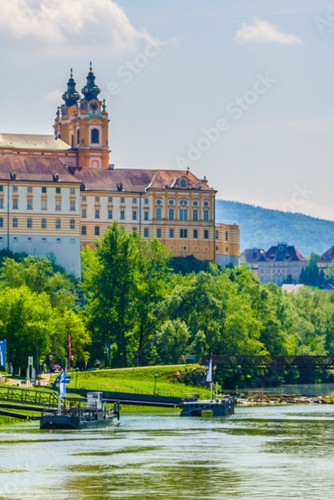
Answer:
1;0;333;220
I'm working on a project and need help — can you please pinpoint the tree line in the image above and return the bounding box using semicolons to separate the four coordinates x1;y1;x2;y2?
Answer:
1;222;334;387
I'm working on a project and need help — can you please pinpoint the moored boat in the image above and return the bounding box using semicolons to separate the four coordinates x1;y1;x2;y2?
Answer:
40;392;120;429
179;396;234;417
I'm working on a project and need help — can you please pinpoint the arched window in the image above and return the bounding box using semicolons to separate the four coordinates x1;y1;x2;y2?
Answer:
192;209;198;222
203;209;209;222
91;128;99;144
168;208;174;221
77;129;80;145
156;207;162;221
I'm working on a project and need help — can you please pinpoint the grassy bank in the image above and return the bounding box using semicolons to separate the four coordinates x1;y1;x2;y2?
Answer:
66;364;211;399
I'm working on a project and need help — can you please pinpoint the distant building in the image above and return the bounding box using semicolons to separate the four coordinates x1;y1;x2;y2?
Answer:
318;246;334;271
242;243;307;285
282;284;304;293
0;65;240;275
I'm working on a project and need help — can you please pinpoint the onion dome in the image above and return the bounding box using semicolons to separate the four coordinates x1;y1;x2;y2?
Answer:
62;69;80;107
81;62;101;101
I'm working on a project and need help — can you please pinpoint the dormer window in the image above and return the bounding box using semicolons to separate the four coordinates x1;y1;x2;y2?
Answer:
180;177;187;187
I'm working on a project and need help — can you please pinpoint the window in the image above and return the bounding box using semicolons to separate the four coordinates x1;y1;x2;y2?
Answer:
180;177;187;187
180;229;187;238
81;226;87;235
168;208;174;221
0;186;3;192
95;196;100;203
180;199;188;206
215;230;219;239
56;200;61;211
193;229;198;239
157;228;161;238
41;219;47;229
193;200;198;206
179;208;188;222
91;128;99;144
95;209;100;219
0;218;3;227
144;211;149;221
12;199;18;209
82;208;87;218
82;195;87;202
169;229;174;238
203;201;209;207
156;208;162;221
203;209;209;222
27;218;32;228
120;210;125;220
156;199;162;205
168;199;174;205
94;226;100;236
120;197;125;203
70;220;75;229
70;201;76;211
70;187;75;195
13;218;18;228
108;209;113;219
144;198;149;205
132;211;137;220
25;199;32;210
142;228;148;238
132;197;137;204
41;199;47;210
13;185;18;193
42;186;47;194
108;196;113;203
0;199;3;209
192;209;198;222
56;219;61;229
77;129;80;145
225;231;229;241
56;187;61;194
27;186;33;193
204;230;209;239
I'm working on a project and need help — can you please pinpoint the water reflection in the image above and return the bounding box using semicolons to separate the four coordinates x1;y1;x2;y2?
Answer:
0;406;334;498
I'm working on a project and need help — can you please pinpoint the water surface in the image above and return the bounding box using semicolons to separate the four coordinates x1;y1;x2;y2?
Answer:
1;405;334;499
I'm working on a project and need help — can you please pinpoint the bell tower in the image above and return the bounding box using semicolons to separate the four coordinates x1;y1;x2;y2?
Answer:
54;64;110;169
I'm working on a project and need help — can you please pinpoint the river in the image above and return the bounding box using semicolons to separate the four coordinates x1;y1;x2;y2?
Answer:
1;404;334;499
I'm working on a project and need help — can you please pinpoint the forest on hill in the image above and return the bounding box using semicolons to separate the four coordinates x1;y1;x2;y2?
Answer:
1;223;334;389
216;200;334;257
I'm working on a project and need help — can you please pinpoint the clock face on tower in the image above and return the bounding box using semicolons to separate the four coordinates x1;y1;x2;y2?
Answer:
89;101;98;112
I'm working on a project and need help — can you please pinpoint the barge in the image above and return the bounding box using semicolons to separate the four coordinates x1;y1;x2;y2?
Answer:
179;396;234;417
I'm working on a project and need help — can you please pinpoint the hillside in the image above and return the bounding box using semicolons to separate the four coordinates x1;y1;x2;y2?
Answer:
216;200;334;257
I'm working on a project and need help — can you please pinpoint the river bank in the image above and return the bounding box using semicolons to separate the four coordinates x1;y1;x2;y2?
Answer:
236;393;334;405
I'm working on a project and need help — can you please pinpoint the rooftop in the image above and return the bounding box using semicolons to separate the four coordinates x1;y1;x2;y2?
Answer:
0;134;70;150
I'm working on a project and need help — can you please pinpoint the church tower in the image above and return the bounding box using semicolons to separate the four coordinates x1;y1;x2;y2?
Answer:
54;64;110;168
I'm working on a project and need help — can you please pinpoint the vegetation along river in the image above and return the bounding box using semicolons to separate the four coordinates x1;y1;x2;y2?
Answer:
1;404;334;499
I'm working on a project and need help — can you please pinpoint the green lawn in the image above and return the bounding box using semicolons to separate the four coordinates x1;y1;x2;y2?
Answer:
66;364;211;399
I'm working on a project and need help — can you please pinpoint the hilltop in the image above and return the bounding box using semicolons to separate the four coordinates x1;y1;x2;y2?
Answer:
216;200;334;257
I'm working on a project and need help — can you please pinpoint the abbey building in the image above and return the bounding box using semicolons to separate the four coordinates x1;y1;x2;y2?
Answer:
0;65;239;276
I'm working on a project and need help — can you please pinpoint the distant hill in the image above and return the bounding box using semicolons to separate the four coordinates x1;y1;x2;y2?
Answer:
216;200;334;257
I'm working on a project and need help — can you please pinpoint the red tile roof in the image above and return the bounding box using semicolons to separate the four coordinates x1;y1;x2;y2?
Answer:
0;155;78;183
69;167;214;193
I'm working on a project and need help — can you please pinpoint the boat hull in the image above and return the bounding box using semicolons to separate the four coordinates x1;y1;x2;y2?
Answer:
40;403;120;430
180;397;234;417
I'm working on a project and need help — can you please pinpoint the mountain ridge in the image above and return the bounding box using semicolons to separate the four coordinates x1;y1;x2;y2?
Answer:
216;200;334;257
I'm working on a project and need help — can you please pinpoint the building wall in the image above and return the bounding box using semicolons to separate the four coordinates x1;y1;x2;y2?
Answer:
0;181;81;276
257;261;306;285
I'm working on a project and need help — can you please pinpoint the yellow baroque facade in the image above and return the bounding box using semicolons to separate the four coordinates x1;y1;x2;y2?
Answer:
0;65;240;275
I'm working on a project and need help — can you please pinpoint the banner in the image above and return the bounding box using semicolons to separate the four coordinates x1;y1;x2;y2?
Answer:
0;340;6;368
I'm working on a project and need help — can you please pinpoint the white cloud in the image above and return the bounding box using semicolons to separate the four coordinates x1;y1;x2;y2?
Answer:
0;0;155;51
235;18;302;46
46;89;62;103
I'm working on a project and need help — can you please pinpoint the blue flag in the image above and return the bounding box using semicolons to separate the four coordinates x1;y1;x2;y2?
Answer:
206;358;213;383
58;370;67;398
0;340;6;368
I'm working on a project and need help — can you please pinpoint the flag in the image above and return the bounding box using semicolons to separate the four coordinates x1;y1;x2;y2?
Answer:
58;370;67;398
0;340;6;368
206;358;213;383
